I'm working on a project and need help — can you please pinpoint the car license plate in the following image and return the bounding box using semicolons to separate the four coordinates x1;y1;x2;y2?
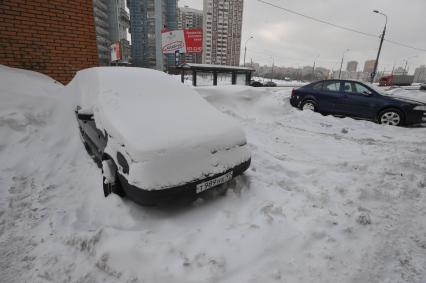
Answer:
196;171;233;194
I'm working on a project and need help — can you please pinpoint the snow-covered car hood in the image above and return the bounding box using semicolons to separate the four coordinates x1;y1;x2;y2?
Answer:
65;67;250;189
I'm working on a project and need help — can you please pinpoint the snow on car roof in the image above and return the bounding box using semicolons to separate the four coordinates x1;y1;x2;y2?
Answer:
66;67;246;160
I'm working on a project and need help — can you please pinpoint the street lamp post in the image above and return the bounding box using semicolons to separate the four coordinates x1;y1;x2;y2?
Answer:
371;10;387;83
312;54;320;81
243;36;254;67
338;49;349;79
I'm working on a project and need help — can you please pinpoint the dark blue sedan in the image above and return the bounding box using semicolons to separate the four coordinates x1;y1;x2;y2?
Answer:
290;79;426;126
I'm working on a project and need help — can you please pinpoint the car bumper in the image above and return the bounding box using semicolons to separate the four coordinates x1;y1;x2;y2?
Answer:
405;110;426;125
290;97;300;108
118;158;251;206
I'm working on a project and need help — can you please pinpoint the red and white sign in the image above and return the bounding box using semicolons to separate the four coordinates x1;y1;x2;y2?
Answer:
110;42;121;62
184;29;203;53
161;29;203;54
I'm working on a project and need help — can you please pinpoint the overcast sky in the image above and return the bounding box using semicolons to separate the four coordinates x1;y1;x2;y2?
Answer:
178;0;426;73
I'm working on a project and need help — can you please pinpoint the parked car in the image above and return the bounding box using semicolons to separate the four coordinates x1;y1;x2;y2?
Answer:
250;80;263;87
290;79;426;126
68;67;251;205
420;83;426;91
264;81;277;87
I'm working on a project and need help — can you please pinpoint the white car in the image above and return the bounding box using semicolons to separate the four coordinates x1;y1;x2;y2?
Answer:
67;67;251;205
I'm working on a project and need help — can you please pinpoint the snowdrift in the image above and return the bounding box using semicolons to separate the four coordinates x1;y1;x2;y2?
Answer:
1;65;426;283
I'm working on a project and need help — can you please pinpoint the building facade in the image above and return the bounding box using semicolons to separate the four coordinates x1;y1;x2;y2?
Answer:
177;5;203;64
129;0;177;69
363;59;376;74
0;0;99;83
346;61;358;72
93;0;130;65
202;0;244;66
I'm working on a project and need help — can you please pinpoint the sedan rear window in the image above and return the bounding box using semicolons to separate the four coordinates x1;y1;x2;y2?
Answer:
323;81;340;92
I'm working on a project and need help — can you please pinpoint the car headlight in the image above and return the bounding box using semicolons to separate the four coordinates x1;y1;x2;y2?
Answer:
413;105;426;111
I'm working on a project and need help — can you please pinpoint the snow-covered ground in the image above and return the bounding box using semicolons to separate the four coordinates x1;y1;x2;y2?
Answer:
1;65;426;283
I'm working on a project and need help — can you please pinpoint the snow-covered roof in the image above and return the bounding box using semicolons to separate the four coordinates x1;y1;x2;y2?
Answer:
178;63;254;72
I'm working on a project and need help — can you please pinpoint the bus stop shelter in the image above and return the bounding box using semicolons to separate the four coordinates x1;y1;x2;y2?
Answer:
176;63;254;86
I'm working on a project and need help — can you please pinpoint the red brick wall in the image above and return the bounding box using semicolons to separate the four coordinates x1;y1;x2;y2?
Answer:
0;0;99;84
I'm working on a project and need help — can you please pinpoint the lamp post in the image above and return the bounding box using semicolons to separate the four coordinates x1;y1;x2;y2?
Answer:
338;49;350;79
371;10;387;83
312;54;320;81
243;36;254;67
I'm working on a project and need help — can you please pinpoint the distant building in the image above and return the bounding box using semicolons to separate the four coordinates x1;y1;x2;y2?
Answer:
346;61;358;72
129;0;177;69
203;0;244;66
413;65;426;83
177;5;203;64
178;5;203;29
393;67;406;75
93;0;130;65
363;59;376;74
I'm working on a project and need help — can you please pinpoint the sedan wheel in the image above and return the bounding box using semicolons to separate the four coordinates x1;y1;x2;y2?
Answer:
379;110;402;126
302;101;316;111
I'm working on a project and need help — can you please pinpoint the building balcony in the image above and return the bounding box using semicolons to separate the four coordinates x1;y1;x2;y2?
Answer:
120;8;130;24
93;0;108;13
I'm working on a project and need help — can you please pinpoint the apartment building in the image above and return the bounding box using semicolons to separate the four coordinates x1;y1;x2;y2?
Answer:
202;0;244;66
92;0;130;65
177;5;203;64
129;0;177;69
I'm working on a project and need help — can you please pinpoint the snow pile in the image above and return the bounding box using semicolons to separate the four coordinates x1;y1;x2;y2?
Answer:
66;67;250;189
385;87;426;104
1;66;426;282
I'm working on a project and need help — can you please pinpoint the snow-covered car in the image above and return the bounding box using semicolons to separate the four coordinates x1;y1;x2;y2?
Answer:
67;67;251;205
420;83;426;91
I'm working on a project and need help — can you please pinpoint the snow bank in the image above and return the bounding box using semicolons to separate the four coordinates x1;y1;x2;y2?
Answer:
1;66;426;282
65;67;250;189
385;87;426;104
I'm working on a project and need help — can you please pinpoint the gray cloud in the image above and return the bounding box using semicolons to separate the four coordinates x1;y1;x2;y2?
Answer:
178;0;426;73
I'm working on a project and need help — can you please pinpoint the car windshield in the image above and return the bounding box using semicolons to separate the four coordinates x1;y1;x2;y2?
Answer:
363;82;388;96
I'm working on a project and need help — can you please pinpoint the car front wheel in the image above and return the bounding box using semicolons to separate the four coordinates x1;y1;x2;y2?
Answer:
378;108;403;126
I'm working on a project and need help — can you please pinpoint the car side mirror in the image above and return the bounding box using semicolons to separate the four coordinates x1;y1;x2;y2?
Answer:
362;90;372;96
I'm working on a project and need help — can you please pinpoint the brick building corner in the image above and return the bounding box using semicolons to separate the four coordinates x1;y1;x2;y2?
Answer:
0;0;99;84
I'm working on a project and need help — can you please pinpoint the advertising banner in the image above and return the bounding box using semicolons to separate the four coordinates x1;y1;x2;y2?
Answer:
184;28;203;53
162;29;203;54
162;30;186;54
110;42;121;62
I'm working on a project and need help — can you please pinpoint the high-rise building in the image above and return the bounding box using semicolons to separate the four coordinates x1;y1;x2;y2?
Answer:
93;0;131;65
363;59;376;74
129;0;177;69
93;0;110;65
177;5;203;64
414;65;426;83
178;6;203;29
202;0;244;66
346;61;358;72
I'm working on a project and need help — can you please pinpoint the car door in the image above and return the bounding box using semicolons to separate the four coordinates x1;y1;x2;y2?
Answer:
335;81;377;118
76;111;107;161
316;80;343;113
